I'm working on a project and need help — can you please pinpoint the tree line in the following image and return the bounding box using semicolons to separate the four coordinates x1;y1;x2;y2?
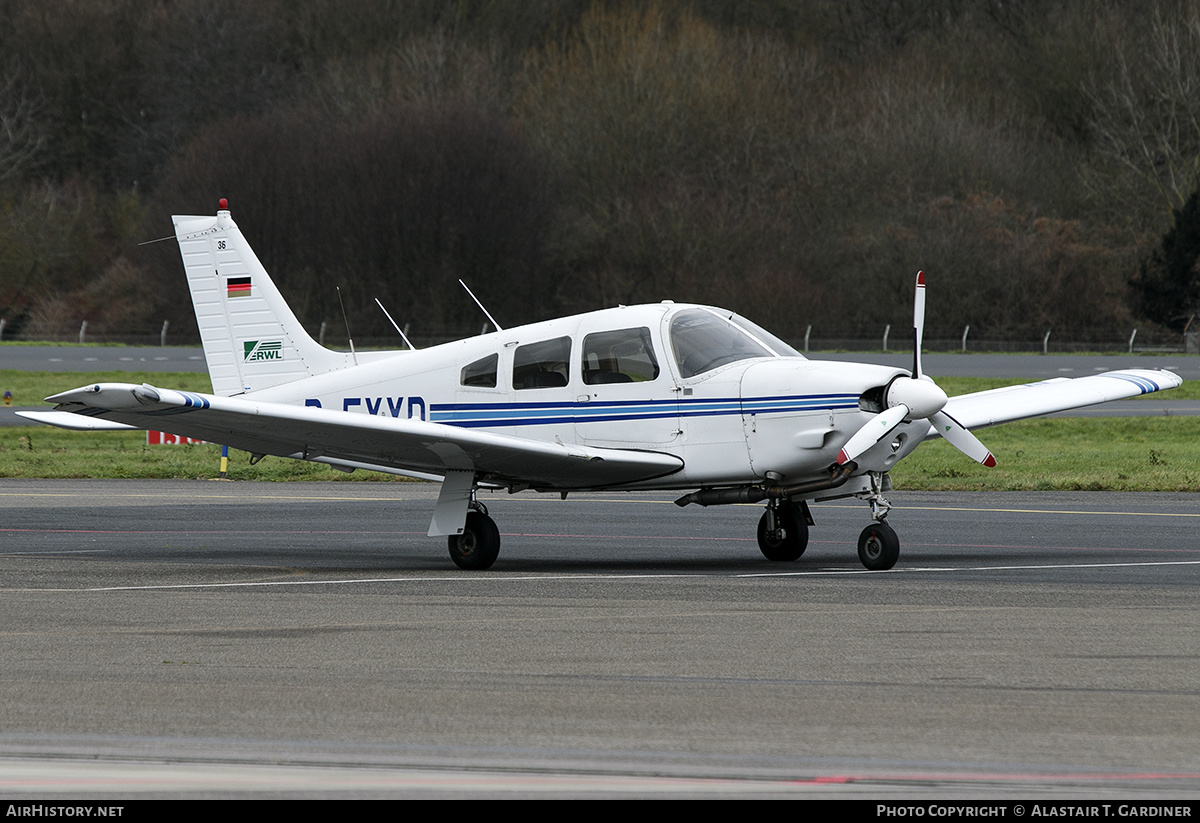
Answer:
2;0;1200;346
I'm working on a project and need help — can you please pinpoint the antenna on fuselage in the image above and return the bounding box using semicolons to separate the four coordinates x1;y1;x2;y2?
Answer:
458;279;503;333
374;298;416;350
336;286;358;365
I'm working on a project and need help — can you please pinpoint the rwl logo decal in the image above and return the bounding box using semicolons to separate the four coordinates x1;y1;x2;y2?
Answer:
244;340;283;362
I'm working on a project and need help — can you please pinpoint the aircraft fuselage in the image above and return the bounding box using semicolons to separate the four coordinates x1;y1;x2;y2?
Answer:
248;302;915;490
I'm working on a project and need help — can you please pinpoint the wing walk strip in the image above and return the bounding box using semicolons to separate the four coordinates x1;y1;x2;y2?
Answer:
15;560;1200;592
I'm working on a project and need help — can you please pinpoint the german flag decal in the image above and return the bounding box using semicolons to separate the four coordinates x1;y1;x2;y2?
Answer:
227;277;252;298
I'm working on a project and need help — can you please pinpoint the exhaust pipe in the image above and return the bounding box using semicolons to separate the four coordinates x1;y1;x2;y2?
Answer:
674;462;857;507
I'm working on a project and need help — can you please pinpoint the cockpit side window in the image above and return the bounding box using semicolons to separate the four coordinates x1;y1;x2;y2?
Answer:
582;327;659;385
460;353;498;388
513;336;571;389
669;309;774;378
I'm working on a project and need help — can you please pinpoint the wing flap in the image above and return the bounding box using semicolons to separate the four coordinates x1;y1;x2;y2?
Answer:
939;369;1182;431
33;383;683;489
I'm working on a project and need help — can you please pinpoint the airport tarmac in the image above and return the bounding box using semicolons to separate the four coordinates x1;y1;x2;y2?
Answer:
0;480;1197;798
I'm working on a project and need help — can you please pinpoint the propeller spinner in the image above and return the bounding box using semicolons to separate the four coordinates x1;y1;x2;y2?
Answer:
836;272;996;468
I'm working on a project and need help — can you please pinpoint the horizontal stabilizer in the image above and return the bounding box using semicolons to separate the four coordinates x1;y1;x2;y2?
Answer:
15;411;136;431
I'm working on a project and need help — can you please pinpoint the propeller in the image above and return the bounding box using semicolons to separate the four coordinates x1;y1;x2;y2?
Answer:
836;272;996;468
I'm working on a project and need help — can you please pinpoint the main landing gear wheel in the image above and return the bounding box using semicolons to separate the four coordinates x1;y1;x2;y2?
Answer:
757;503;808;561
448;511;501;570
857;521;899;571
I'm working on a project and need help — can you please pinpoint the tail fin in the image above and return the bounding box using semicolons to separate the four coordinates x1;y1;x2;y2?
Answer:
173;200;354;396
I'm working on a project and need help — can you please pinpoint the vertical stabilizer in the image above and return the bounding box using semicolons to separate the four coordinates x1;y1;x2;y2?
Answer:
173;200;353;396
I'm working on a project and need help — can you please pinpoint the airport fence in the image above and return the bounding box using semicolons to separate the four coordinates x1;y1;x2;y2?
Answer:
1;320;1193;355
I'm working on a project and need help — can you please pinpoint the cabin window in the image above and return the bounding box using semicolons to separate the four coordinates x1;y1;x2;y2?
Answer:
669;309;774;378
460;353;498;388
513;336;571;389
582;327;659;385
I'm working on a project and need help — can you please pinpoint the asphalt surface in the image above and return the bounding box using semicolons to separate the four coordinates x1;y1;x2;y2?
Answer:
1;481;1198;798
2;347;1198;797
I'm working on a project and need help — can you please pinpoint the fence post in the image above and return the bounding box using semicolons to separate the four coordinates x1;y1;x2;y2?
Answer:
804;324;811;353
882;324;890;352
0;318;5;340
1042;329;1051;355
78;320;87;344
160;320;169;347
1128;328;1137;353
961;325;969;352
319;321;327;346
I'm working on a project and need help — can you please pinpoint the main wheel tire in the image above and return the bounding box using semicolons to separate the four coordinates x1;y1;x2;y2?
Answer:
857;521;899;571
447;511;501;570
757;503;808;561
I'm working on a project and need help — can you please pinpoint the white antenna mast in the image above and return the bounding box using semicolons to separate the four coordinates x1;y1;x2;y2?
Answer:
375;298;416;350
336;286;358;365
458;279;503;332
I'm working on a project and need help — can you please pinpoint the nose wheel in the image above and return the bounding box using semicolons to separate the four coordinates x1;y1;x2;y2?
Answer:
857;521;899;570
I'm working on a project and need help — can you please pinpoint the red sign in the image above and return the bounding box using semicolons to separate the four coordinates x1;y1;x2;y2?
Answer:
147;431;206;445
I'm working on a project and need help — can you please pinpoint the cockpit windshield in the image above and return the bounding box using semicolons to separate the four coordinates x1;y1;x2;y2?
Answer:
728;313;803;358
669;309;776;378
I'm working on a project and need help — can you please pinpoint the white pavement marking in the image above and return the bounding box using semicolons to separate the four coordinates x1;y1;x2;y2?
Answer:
12;559;1200;593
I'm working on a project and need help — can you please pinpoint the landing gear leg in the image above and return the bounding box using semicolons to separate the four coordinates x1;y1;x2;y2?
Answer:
855;472;899;570
447;498;501;570
757;499;809;561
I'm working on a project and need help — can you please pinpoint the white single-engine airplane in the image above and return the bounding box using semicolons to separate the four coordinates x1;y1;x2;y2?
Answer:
21;200;1183;571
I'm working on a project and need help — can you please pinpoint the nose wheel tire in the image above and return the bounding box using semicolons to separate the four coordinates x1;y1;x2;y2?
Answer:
448;511;501;570
757;503;808;561
857;522;899;570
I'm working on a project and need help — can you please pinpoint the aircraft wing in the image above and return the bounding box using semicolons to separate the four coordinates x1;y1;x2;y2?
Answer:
937;369;1183;431
18;383;684;489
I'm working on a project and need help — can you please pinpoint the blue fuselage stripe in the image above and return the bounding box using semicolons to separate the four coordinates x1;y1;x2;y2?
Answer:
429;395;859;428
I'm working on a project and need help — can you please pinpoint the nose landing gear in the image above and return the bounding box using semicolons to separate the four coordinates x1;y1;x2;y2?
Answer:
857;521;900;571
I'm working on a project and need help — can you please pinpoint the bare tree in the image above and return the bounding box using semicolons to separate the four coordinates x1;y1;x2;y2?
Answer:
0;62;47;182
1085;7;1200;222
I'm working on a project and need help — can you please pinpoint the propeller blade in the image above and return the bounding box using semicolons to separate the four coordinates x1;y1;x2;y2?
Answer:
930;410;997;467
836;271;995;472
837;404;910;465
912;271;926;380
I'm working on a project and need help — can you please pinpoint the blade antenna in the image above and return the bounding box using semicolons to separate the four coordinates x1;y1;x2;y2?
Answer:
136;234;178;246
459;279;503;332
375;298;416;350
336;286;358;365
